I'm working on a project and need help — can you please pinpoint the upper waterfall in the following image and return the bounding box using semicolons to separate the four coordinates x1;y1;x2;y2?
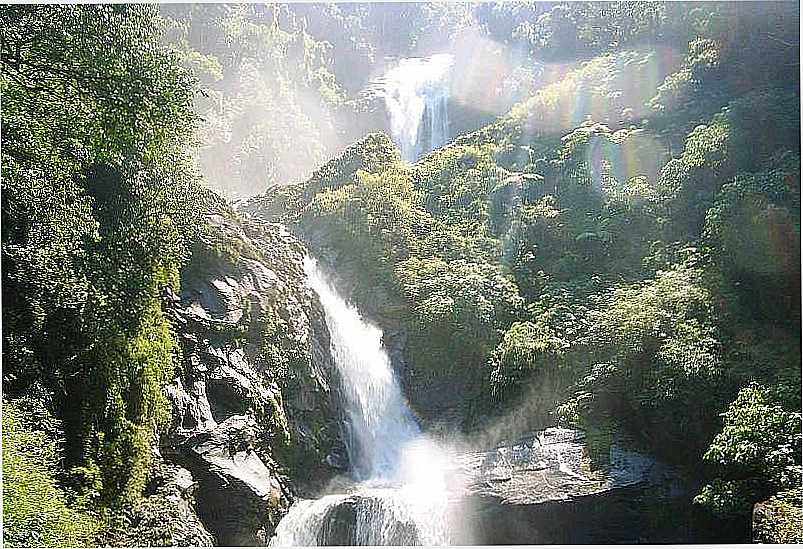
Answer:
381;53;454;162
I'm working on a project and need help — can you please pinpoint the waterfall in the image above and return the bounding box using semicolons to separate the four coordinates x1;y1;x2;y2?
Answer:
304;256;419;481
382;53;454;162
270;258;450;546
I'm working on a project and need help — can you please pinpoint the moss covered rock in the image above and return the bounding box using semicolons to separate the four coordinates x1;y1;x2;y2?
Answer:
135;194;348;544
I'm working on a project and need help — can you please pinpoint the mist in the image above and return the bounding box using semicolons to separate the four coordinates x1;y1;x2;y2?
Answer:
158;3;558;200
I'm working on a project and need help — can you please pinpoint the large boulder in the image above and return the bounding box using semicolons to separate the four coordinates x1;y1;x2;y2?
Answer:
455;428;672;505
316;494;421;546
448;428;740;544
174;416;287;546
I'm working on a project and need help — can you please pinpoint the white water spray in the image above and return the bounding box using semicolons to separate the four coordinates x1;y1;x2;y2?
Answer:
270;257;451;546
382;54;454;162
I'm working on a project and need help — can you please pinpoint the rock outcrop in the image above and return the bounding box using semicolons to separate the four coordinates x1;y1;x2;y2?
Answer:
172;416;287;546
151;203;345;545
447;428;739;544
454;428;674;505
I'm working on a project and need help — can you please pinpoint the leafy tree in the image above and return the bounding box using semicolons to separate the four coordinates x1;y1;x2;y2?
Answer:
656;89;799;239
703;152;801;326
488;321;566;402
159;4;351;198
696;384;802;516
1;4;200;506
551;262;728;462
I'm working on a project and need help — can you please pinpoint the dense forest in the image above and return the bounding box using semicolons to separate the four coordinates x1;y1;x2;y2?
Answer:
1;2;801;547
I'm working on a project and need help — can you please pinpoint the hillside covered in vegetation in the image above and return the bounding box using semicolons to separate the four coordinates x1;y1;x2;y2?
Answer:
247;1;802;540
2;2;801;546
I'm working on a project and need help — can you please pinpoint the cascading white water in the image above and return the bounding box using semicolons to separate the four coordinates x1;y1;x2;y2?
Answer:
270;258;450;546
306;256;419;480
382;53;454;162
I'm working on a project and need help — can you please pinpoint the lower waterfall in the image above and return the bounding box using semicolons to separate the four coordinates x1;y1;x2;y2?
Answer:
270;257;451;546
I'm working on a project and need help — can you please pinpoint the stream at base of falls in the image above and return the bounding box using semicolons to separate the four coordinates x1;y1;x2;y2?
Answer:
269;257;452;546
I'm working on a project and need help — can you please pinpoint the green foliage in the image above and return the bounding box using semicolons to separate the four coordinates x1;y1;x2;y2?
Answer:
251;305;299;451
1;5;195;163
84;285;179;504
657;89;800;238
305;133;402;198
703;153;801;325
586;265;716;359
481;2;666;62
397;257;522;342
160;4;357;198
650;2;799;131
489;321;566;402
2;400;99;547
189;211;261;273
694;480;751;516
2;4;200;508
696;384;802;515
752;488;803;544
302;149;428;279
649;38;726;121
413;143;502;225
481;48;672;145
553;263;728;462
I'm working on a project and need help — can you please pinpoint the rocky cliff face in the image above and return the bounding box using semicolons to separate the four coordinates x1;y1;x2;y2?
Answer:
136;202;347;546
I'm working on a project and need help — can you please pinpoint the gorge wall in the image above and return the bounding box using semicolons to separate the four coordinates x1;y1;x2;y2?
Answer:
107;25;803;549
116;193;350;546
5;4;800;547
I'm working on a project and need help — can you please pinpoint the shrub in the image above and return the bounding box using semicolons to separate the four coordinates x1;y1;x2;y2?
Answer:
2;400;98;547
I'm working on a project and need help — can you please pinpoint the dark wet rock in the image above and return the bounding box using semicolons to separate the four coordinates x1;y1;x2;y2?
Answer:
145;209;348;545
174;416;288;546
447;427;744;544
316;494;421;546
165;377;217;433
169;211;345;454
325;447;350;470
